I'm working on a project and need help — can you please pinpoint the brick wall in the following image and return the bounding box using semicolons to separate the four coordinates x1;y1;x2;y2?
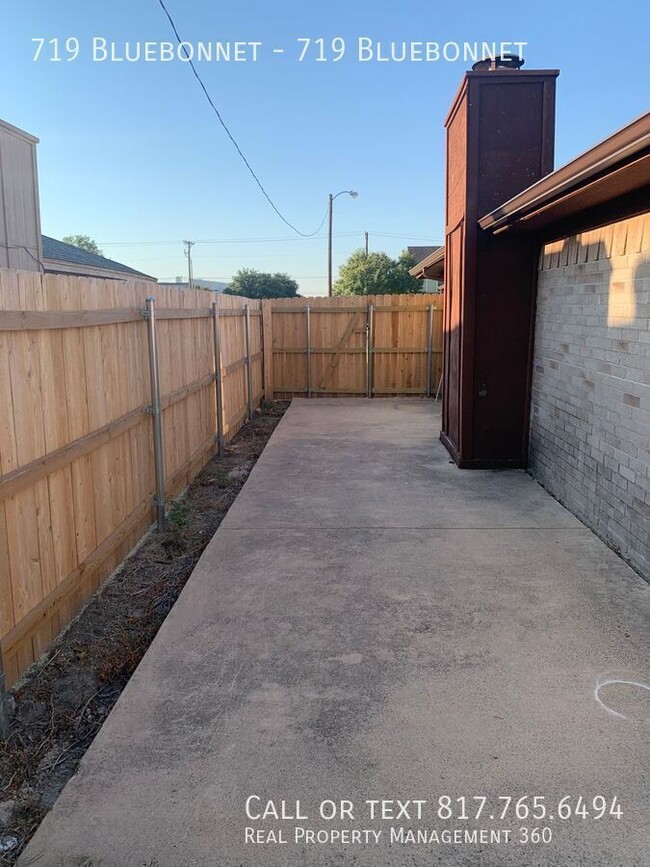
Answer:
529;213;650;579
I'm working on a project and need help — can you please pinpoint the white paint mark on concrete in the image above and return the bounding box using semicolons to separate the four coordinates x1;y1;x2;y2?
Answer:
594;677;650;720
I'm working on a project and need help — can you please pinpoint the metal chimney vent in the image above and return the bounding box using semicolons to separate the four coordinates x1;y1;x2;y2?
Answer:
472;54;525;72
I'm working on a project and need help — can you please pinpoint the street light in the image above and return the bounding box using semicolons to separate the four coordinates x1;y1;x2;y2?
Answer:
328;190;358;296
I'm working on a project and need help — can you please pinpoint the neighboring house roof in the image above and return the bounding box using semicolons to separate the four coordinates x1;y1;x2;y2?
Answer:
407;245;440;263
158;279;228;292
409;246;445;281
42;235;156;281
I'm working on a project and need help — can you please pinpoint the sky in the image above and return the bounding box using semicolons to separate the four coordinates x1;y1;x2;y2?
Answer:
2;1;648;295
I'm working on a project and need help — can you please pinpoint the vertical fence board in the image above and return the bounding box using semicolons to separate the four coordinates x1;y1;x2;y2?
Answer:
0;330;18;475
262;301;274;398
0;503;14;635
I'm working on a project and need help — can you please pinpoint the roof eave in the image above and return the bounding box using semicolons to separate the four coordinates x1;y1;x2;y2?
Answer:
43;257;156;282
0;118;39;144
479;112;650;233
410;246;445;280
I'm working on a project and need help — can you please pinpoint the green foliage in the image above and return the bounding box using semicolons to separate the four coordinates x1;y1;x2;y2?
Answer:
62;234;103;256
225;268;300;299
333;249;422;296
168;499;190;529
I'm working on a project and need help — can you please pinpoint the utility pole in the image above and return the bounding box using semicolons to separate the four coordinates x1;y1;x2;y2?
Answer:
183;240;195;291
327;190;358;297
327;194;333;297
365;232;369;256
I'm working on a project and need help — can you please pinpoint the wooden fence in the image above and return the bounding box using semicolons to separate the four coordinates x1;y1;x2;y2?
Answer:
0;270;262;686
264;294;443;397
0;282;443;687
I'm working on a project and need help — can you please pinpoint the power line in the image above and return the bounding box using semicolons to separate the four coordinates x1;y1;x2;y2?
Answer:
98;232;358;247
161;275;328;281
98;231;441;247
157;0;327;238
370;232;442;241
117;252;340;262
0;242;45;272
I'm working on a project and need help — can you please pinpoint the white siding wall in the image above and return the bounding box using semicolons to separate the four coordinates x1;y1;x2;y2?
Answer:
529;214;650;579
0;120;41;272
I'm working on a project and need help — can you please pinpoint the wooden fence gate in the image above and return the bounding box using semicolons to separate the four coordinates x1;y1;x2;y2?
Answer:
265;294;443;398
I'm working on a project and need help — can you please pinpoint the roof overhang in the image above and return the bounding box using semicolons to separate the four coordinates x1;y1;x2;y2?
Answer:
0;118;39;144
43;257;157;282
409;246;445;280
479;112;650;235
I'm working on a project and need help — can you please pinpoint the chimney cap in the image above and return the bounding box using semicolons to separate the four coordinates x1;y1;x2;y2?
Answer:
472;54;525;72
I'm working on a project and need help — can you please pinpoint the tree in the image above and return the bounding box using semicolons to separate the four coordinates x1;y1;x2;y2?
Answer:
333;249;422;296
62;235;103;256
225;268;300;299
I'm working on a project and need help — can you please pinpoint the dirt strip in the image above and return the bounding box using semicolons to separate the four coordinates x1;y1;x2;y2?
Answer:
0;401;289;863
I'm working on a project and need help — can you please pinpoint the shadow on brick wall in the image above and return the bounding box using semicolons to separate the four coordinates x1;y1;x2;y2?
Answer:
631;255;650;325
532;234;649;578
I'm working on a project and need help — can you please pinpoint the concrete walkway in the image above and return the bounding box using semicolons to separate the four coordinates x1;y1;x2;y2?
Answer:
22;401;649;866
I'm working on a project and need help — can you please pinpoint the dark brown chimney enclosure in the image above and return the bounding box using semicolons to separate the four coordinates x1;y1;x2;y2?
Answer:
440;65;559;468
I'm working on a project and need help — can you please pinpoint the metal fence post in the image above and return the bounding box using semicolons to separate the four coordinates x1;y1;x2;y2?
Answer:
212;302;225;451
366;302;374;398
144;297;166;532
244;304;253;421
426;303;434;397
306;304;312;398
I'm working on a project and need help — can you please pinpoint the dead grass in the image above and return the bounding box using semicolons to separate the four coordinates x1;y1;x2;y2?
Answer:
0;401;289;863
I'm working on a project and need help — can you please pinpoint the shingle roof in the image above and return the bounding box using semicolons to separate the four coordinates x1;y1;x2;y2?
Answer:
409;246;445;280
42;235;154;280
407;245;441;263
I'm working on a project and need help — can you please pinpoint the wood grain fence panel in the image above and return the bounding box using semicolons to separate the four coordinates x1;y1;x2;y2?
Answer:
34;477;56;599
0;269;263;685
0;504;13;635
0;268;19;310
70;452;98;564
9;328;46;464
270;294;443;397
83;316;109;430
4;487;42;625
48;465;77;587
0;330;18;475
